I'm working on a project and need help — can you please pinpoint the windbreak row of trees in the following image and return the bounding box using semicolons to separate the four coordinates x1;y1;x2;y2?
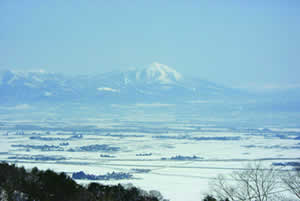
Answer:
202;162;300;201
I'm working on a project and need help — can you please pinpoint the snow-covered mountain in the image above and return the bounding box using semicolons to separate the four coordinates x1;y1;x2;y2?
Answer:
135;62;182;84
0;63;238;103
0;69;79;102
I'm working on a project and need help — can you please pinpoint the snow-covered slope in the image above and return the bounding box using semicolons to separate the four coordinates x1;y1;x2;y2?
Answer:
0;69;79;102
136;62;182;84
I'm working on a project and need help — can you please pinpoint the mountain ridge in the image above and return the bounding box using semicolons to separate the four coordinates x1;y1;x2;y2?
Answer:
0;63;242;104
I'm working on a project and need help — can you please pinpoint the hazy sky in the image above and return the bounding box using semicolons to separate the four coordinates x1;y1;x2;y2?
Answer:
0;1;299;88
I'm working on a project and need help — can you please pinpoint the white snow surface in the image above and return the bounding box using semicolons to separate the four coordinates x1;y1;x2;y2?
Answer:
97;87;120;93
1;122;299;201
136;62;182;84
44;91;53;96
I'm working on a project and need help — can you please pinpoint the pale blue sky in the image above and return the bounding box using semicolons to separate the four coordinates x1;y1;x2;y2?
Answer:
0;1;299;88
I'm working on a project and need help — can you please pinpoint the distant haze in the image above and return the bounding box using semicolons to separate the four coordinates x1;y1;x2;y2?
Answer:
1;1;299;89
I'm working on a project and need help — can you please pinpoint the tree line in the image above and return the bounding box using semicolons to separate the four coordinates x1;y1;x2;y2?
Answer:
0;162;160;201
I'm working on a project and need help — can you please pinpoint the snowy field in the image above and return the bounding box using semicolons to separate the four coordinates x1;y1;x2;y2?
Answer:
0;104;300;201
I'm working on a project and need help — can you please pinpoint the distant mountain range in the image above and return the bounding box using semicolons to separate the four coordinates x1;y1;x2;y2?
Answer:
0;62;256;104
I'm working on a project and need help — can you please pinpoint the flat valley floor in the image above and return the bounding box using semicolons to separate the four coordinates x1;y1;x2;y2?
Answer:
0;103;299;201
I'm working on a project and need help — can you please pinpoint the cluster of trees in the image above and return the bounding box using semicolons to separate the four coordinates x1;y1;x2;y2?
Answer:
8;154;66;161
202;162;300;201
72;171;133;180
0;162;159;201
68;144;120;152
161;155;202;161
11;144;64;151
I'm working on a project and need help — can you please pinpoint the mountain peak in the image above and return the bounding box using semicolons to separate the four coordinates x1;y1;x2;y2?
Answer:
136;62;182;84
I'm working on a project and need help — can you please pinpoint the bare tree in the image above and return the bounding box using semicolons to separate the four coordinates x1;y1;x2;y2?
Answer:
281;168;300;200
210;162;281;201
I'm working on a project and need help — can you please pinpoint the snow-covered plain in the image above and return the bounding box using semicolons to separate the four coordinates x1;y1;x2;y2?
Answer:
0;105;299;201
